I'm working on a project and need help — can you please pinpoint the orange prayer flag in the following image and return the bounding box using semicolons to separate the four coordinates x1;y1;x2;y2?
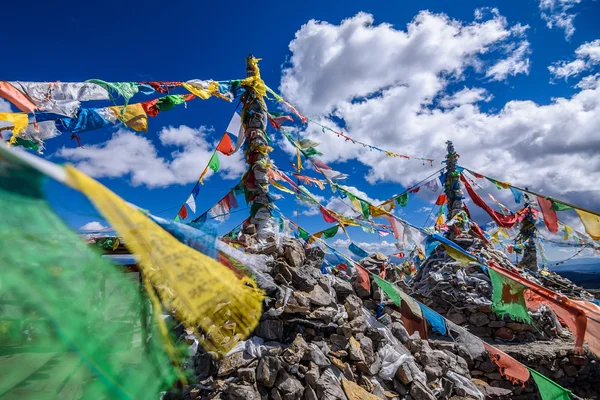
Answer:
216;133;235;156
177;205;188;220
355;265;371;293
483;343;530;385
435;194;447;205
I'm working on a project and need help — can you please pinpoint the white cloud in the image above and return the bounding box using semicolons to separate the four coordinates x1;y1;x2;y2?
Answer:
439;87;493;108
485;40;531;81
280;10;600;218
324;184;383;217
549;39;600;80
332;238;398;256
417;206;433;213
79;221;108;231
56;125;246;188
539;0;581;40
301;207;320;216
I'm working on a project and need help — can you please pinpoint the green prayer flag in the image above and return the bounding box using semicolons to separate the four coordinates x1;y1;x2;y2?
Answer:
488;268;532;324
529;368;571;400
360;199;370;219
303;147;323;157
155;95;186;112
395;192;409;207
11;136;40;151
322;225;339;239
373;275;401;306
0;150;178;399
550;201;573;211
208;152;220;172
298;227;310;240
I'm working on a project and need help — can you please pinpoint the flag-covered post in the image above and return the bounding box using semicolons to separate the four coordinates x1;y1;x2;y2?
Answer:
241;55;276;242
444;141;464;232
517;194;538;271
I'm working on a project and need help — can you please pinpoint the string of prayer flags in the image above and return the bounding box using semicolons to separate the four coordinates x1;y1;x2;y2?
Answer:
65;165;263;353
270;179;296;195
528;368;571;400
537;197;559;233
575;209;600;240
483;343;530;385
0;151;179;398
460;174;518;228
209;191;239;222
182;79;230;101
199;152;221;184
349;242;370;258
488;268;532;324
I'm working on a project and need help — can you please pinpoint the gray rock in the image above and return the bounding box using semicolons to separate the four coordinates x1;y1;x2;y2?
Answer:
238;367;256;384
447;310;467;325
330;333;349;349
305;247;325;269
304;285;335;307
469;312;490;327
281;334;308;366
395;363;413;385
255;319;283;341
195;352;217;380
477;384;513;399
344;295;363;320
333;278;355;301
289;265;318;291
348;337;365;361
391;322;410;344
275;370;304;400
409;381;436;400
349;316;368;334
256;356;281;387
303;386;319;400
304;362;320;389
316;368;348;400
224;383;261;400
309;307;337;324
284;239;305;268
218;351;255;376
306;343;331;367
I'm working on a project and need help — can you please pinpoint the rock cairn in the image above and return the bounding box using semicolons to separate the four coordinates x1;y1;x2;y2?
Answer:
178;236;483;400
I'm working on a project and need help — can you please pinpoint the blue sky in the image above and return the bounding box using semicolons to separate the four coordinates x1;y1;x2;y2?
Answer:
2;0;600;261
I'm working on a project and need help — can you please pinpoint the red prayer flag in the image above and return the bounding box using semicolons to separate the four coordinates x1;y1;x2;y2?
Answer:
435;194;447;205
355;265;371;293
177;205;188;220
409;187;420;193
537;197;559;233
460;175;518;228
216;133;235;156
141;99;160;117
268;114;294;129
320;206;338;223
483;343;530;385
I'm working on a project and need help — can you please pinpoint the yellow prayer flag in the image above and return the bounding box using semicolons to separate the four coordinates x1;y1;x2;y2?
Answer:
296;149;302;172
575;209;600;240
182;80;220;100
270;180;296;195
380;200;396;213
443;244;476;267
0;112;28;135
109;103;148;132
369;204;389;218
498;228;509;239
65;166;264;353
497;181;511;189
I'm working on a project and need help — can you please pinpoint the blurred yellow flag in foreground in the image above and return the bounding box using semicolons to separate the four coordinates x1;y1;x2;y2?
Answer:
65;166;264;353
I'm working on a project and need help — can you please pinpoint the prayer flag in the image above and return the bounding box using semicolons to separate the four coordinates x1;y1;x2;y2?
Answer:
186;194;196;213
384;214;404;241
575;209;600;240
418;304;447;335
177;205;188;220
298;227;310;240
108;103;148;132
424;179;440;192
217;133;235;156
0;112;28;135
461;175;518;228
395;192;409;207
537;197;559;233
349;242;369;258
322;225;339;239
488;268;532;323
550;201;573;211
0;81;37;112
355;265;371;293
484;343;530;385
208;152;220;172
65;166;264;353
320;206;338;223
373;275;401;306
378;230;390;237
369;204;388;217
435;194;447;205
529;368;571;400
510;187;523;203
0;149;178;397
359;199;370;219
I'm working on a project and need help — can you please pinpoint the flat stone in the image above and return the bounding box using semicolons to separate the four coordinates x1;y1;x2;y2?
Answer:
289;265;319;291
304;362;320;389
348;336;365;361
223;383;261;400
506;322;535;332
447;310;467;325
489;321;506;328
303;386;319;400
304;285;335;307
349;316;368;334
307;343;331;367
477;385;513;399
342;378;380;400
316;367;348;400
282;334;308;365
305;246;325;269
217;351;254;376
333;278;355;301
309;307;337;324
283;239;305;268
395;363;413;385
494;327;515;341
344;295;363;320
238;367;256;384
391;322;410;344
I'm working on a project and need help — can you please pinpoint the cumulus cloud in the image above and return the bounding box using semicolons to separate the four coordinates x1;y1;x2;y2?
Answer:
56;125;246;188
539;0;581;40
79;221;108;231
549;39;600;80
332;238;398;256
485;40;531;81
280;10;600;219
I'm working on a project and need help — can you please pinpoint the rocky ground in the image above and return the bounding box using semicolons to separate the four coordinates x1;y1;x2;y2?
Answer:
168;227;599;400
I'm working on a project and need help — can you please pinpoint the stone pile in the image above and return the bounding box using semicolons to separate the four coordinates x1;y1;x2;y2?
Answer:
179;237;485;400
